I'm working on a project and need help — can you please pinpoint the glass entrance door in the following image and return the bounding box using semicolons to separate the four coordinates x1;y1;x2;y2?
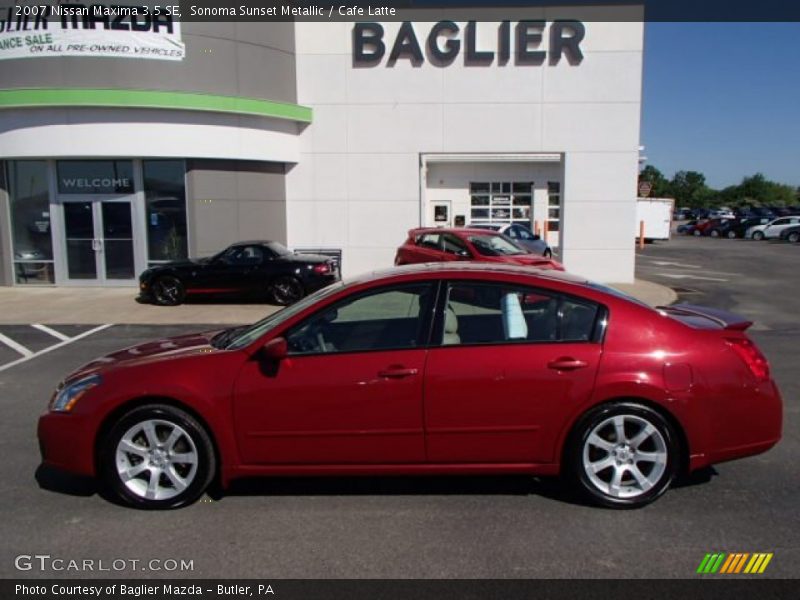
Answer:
62;200;136;284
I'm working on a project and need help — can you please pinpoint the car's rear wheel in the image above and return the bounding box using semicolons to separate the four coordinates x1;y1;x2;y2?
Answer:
788;232;800;244
99;404;215;509
692;229;702;236
269;276;305;306
710;229;720;238
151;276;186;306
566;402;679;508
752;231;765;241
726;230;737;239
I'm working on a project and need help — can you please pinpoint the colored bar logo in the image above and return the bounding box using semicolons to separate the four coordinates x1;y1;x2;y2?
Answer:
697;552;773;574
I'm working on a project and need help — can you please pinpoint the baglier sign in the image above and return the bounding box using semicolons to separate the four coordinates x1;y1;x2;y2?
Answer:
0;2;184;61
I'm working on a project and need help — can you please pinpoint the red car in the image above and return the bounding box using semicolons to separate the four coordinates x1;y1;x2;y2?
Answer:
395;227;563;270
38;263;782;509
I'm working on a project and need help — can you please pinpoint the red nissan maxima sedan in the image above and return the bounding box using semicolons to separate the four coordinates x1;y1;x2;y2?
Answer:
38;263;782;510
395;227;563;270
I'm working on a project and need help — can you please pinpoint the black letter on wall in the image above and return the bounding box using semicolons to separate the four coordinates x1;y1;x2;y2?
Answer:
516;20;546;65
550;20;585;65
465;21;493;64
353;22;385;65
389;21;424;65
427;21;460;66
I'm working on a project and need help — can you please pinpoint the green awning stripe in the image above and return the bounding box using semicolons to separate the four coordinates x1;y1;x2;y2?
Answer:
0;88;313;123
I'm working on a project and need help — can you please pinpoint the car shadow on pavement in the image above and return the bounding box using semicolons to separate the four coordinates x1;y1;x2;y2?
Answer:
215;476;596;508
35;465;98;497
35;465;719;508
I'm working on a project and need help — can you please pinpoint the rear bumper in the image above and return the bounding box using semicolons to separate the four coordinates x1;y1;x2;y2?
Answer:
689;379;783;471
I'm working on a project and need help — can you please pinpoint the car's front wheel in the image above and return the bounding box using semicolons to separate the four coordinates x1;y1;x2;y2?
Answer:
151;276;186;306
788;232;800;244
99;404;216;509
727;230;738;239
566;402;679;508
752;231;765;241
693;229;702;236
269;276;305;305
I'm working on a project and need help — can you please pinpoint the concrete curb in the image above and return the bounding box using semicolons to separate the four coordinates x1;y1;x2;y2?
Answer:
608;278;678;307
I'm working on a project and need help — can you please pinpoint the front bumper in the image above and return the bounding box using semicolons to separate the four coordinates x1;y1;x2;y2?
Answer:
37;411;98;478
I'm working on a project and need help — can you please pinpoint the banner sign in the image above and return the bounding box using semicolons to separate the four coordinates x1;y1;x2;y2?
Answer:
0;3;184;61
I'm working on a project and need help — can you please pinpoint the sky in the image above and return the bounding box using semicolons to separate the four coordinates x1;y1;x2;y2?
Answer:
642;22;800;189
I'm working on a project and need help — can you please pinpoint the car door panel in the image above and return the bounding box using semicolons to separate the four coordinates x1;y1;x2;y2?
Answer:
233;349;427;464
424;344;601;463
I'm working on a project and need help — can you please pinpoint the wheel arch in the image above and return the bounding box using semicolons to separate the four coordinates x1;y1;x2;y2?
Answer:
93;395;222;484
557;396;691;478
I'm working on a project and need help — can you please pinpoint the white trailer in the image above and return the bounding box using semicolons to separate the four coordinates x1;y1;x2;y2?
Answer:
635;198;674;241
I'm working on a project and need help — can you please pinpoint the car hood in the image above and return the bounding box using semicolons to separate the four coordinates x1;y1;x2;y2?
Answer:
65;330;223;382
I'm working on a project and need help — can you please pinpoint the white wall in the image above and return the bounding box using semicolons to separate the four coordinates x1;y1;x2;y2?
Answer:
290;14;643;282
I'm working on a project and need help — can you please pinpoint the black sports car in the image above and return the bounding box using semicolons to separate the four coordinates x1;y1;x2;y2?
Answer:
138;241;340;306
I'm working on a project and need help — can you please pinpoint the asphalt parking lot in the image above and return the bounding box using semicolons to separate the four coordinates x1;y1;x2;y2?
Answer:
0;235;797;579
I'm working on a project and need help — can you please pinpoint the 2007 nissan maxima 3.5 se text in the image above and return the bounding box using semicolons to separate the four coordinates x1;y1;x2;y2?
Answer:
37;264;782;509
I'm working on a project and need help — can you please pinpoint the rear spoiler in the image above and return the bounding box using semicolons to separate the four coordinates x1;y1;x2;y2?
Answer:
656;303;753;331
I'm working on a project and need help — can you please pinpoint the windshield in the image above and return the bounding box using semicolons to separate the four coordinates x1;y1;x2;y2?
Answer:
468;234;525;256
223;282;345;350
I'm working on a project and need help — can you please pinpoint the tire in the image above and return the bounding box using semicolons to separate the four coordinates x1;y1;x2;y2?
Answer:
151;276;186;306
710;229;720;238
98;404;215;509
788;232;800;244
726;230;738;239
693;229;702;236
269;276;305;306
752;231;765;241
565;402;679;509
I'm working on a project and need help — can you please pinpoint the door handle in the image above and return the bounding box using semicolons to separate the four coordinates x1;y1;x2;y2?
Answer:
378;366;419;379
547;357;588;371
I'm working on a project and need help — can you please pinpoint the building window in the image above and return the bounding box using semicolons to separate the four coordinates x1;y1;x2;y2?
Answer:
143;160;188;265
470;181;533;226
547;181;561;233
8;161;54;284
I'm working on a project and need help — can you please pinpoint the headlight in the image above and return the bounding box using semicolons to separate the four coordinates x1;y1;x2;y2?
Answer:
50;374;102;412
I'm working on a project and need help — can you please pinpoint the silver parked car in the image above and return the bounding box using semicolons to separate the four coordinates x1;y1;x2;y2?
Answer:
468;223;553;257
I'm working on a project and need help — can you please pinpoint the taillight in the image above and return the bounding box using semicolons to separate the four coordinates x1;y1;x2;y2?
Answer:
726;337;770;382
313;263;330;274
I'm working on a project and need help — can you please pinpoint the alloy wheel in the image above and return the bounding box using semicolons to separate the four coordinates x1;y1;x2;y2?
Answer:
115;419;199;501
582;414;668;500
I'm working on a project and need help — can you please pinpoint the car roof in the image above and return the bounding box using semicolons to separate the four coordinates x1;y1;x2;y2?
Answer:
357;262;590;286
410;227;507;237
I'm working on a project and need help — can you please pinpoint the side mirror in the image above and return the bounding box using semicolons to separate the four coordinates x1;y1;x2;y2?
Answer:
262;337;288;361
457;250;471;259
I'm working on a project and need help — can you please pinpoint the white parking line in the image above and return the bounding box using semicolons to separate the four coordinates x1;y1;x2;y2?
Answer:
0;332;33;358
0;324;113;373
658;273;729;282
31;323;71;342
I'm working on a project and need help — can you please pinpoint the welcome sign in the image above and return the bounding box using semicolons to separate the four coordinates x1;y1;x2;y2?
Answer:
0;2;185;61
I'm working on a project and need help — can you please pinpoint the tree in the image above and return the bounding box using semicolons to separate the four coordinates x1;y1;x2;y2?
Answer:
638;165;672;197
670;170;712;208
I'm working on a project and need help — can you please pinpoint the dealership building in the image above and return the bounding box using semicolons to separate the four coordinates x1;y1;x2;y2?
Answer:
0;6;644;287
